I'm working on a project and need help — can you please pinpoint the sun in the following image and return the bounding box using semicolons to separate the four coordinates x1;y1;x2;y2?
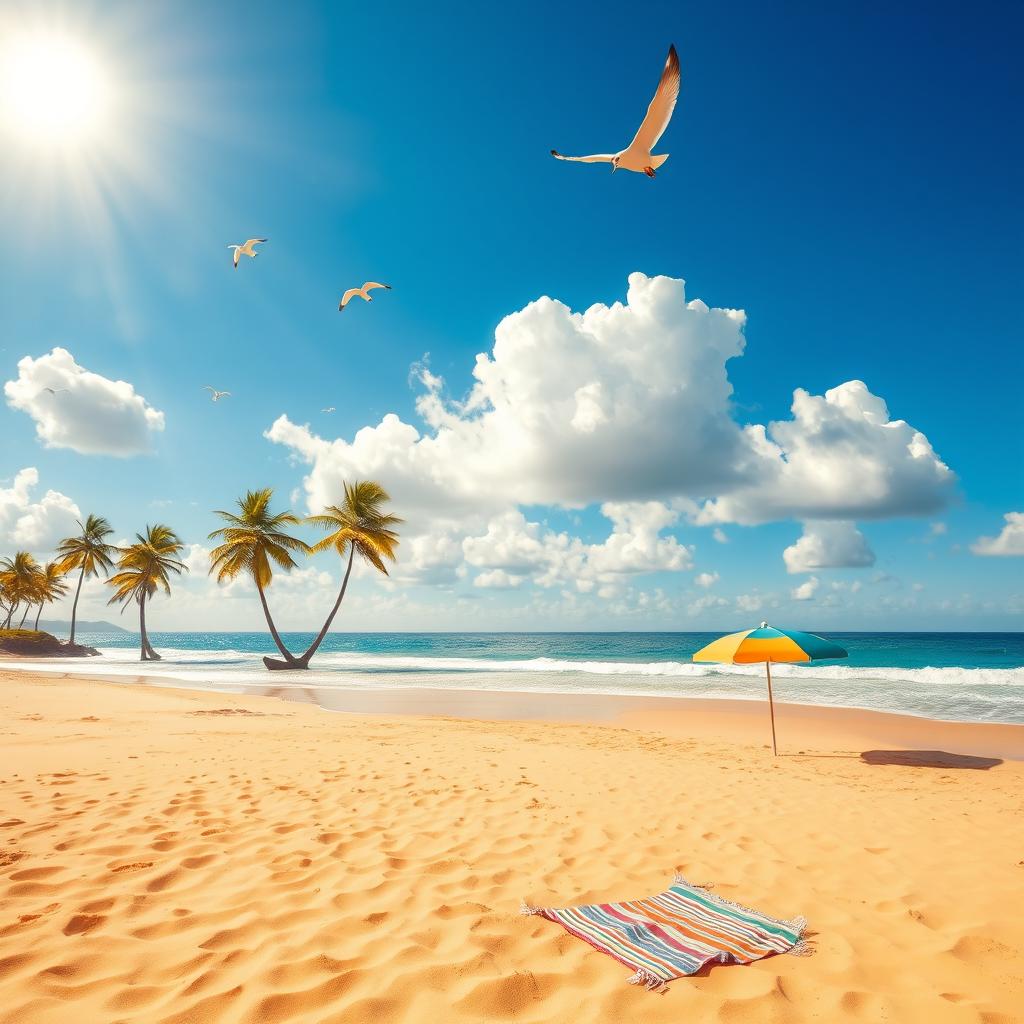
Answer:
1;32;109;144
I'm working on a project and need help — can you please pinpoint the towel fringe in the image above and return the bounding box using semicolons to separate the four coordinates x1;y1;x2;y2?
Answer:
627;967;667;991
520;900;543;916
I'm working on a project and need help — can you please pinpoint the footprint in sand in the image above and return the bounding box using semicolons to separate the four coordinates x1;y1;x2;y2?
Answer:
62;914;105;936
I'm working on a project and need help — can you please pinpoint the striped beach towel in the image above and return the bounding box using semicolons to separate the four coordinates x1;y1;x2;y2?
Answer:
521;875;809;990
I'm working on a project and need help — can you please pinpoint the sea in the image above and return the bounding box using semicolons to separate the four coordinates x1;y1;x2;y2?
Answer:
9;630;1024;725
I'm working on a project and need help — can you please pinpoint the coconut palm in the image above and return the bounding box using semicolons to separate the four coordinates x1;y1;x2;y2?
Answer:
106;524;186;661
266;481;401;671
208;489;309;666
55;515;117;644
0;552;41;629
31;562;71;631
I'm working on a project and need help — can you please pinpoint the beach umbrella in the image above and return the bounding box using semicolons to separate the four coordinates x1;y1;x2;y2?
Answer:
692;622;848;756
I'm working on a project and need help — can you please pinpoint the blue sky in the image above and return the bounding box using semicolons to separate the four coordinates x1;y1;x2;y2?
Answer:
1;0;1021;631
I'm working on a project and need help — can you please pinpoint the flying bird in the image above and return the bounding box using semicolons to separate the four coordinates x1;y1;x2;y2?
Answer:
321;406;336;413
227;238;267;269
551;44;680;178
43;387;68;394
203;386;231;402
339;282;391;311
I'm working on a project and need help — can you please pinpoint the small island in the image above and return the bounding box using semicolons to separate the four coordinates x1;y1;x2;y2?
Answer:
0;629;100;658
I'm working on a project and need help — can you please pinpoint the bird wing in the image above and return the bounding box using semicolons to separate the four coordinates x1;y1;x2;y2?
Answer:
231;248;240;267
244;238;267;251
550;149;615;163
362;282;390;293
202;385;215;393
339;287;363;308
627;44;680;153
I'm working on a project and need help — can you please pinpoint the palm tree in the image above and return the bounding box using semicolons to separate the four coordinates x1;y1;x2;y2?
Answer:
208;489;309;666
0;552;41;629
106;524;186;661
55;515;116;644
266;481;401;671
32;562;71;631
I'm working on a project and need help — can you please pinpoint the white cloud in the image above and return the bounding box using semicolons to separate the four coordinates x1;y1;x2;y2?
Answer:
791;576;820;601
5;347;165;456
0;467;81;551
687;593;728;616
736;593;763;613
712;528;728;543
697;381;953;525
971;512;1024;557
929;522;948;537
462;502;693;596
265;273;953;593
694;571;719;588
474;568;523;589
783;521;876;574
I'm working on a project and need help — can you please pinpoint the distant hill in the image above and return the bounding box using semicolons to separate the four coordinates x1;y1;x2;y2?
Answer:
37;619;133;634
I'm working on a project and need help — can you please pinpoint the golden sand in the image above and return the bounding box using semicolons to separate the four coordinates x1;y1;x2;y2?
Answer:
1;669;1022;1023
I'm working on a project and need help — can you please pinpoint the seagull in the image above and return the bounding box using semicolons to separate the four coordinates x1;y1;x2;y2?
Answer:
203;386;231;402
339;282;391;311
321;406;336;413
227;238;267;269
43;387;68;394
551;44;680;178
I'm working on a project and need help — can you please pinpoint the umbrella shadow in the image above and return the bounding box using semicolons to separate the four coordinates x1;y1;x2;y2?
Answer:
859;749;1002;770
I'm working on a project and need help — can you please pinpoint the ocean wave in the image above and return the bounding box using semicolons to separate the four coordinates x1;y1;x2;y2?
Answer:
89;647;1024;688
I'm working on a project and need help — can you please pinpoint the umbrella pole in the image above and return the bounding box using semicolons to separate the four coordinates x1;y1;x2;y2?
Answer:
765;659;778;756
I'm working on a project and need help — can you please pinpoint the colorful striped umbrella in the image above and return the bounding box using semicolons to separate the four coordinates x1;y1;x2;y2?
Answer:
692;623;847;755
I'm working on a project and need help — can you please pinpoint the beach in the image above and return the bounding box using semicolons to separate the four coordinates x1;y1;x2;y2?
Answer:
2;669;1022;1023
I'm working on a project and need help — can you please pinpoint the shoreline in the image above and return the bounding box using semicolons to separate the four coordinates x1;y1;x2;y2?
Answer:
4;664;1024;760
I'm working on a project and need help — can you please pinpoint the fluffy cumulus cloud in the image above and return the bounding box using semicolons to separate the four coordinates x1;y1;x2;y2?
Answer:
696;381;954;525
0;467;81;550
694;571;719;588
463;502;694;597
791;576;820;601
4;348;165;456
782;521;876;574
266;273;954;597
971;513;1024;557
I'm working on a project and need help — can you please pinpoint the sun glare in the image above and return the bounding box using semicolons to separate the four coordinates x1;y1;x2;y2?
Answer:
1;33;108;144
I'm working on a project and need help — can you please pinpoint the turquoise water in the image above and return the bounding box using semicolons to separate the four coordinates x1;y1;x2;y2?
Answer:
15;630;1024;725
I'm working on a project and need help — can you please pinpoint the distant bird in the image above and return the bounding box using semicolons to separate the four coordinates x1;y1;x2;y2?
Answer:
551;44;680;178
203;386;231;402
321;406;336;413
339;282;391;311
227;238;267;269
43;386;68;394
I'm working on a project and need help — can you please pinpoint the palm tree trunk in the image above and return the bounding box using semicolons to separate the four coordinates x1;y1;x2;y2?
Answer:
139;596;150;661
18;605;30;629
33;604;42;631
255;579;299;665
69;566;85;645
284;546;355;670
2;605;12;629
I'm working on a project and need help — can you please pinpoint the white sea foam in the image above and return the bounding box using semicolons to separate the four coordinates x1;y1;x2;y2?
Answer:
6;645;1022;724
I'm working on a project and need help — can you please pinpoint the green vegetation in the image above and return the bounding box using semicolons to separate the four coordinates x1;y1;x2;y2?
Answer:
106;524;187;661
1;477;400;669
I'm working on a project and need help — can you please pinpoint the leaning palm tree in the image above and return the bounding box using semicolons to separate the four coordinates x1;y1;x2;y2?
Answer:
106;524;186;661
208;489;309;666
55;515;116;644
265;481;401;671
32;562;71;631
0;552;41;629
